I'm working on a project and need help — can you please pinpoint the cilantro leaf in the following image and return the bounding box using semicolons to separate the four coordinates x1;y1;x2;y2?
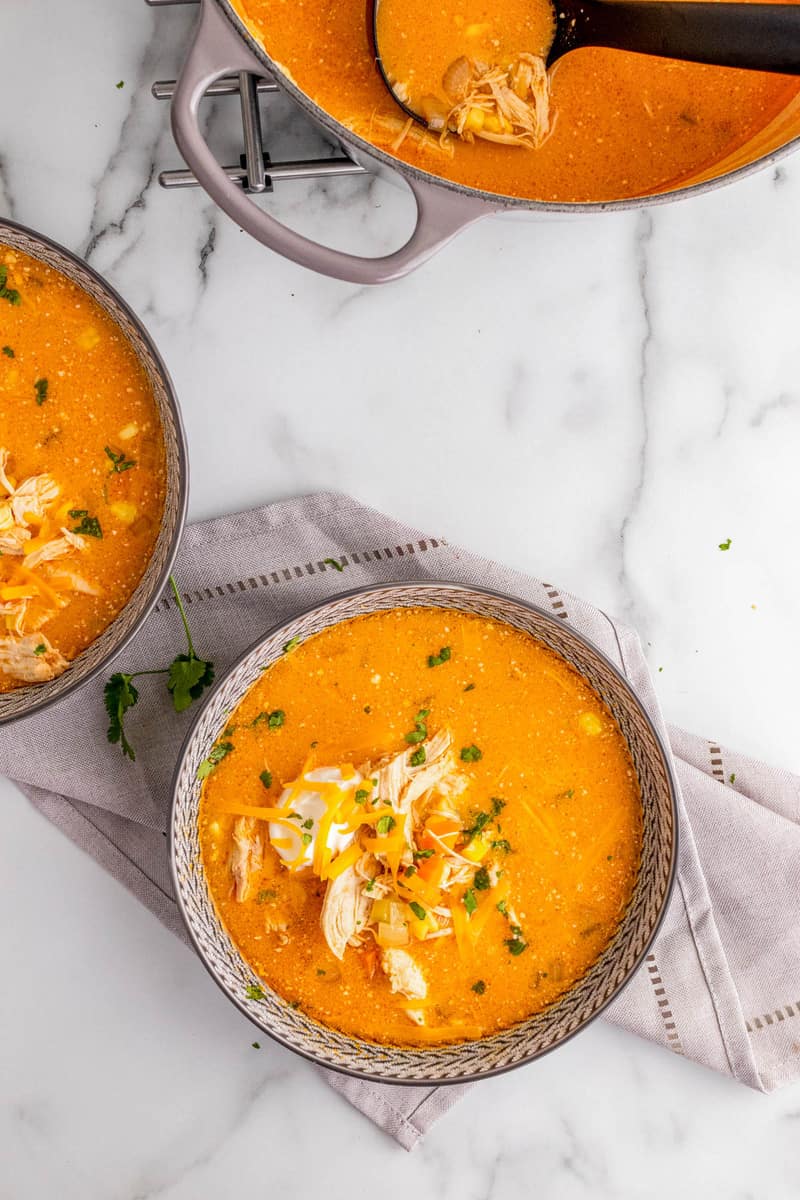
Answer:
197;740;234;780
376;814;396;836
104;673;139;761
471;980;486;995
409;901;427;921
245;983;266;1000
167;652;214;713
463;888;477;915
718;538;732;551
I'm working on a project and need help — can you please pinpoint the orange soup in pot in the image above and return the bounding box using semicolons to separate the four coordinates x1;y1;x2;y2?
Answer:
0;244;166;692
234;0;800;203
199;607;642;1046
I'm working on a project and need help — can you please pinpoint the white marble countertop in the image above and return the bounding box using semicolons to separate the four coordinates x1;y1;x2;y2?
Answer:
2;0;800;1193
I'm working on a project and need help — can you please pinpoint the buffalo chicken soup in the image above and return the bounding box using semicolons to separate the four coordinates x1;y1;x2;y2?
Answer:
199;607;642;1046
0;245;166;691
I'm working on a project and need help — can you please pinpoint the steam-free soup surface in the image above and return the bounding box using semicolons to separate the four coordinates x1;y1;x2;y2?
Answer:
234;0;800;202
200;607;642;1046
0;245;166;691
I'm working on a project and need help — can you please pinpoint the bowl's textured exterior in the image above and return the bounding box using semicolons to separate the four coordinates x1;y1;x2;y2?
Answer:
0;220;187;724
171;582;677;1085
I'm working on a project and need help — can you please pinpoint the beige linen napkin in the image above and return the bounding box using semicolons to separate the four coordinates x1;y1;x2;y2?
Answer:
3;493;799;1151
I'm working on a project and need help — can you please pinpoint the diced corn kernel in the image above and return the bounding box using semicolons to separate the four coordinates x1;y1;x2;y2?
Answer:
579;712;604;737
462;835;490;862
463;108;485;134
77;326;101;351
465;22;491;36
119;422;139;440
110;500;138;525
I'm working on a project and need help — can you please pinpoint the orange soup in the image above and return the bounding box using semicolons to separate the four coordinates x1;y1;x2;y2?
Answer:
0;245;166;691
234;0;800;203
199;607;642;1046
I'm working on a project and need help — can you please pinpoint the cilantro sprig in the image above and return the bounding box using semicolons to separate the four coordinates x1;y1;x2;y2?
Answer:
104;576;214;760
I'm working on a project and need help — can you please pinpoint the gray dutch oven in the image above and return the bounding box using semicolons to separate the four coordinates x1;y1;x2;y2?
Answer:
171;0;800;284
0;219;188;725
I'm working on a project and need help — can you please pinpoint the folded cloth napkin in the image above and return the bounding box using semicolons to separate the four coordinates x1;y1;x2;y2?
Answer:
3;493;799;1151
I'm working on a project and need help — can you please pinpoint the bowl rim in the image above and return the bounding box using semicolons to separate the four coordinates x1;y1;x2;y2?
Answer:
169;578;679;1086
0;217;189;725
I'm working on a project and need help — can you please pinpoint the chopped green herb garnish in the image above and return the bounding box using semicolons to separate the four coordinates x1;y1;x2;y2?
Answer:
491;838;511;853
256;889;277;903
116;79;124;88
463;682;475;692
460;744;482;763
355;788;369;804
34;378;49;405
405;707;430;745
505;935;527;956
104;445;136;473
365;878;376;892
471;980;486;995
259;769;273;789
302;818;314;830
463;888;478;915
404;864;417;877
376;814;396;836
283;636;301;654
427;646;452;668
301;832;312;846
69;509;102;539
729;773;736;784
323;557;344;572
197;740;234;779
409;901;427;921
33;643;46;656
363;704;371;714
496;899;508;915
1;345;13;357
251;1042;261;1049
0;265;21;306
606;855;614;861
409;746;426;767
104;673;140;760
245;984;266;1001
413;848;435;860
718;538;732;551
316;968;326;976
473;866;491;891
268;709;285;729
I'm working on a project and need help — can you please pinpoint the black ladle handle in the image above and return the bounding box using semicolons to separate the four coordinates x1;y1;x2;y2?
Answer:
551;1;800;72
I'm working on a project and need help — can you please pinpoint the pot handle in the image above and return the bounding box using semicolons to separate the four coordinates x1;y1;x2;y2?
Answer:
170;0;493;285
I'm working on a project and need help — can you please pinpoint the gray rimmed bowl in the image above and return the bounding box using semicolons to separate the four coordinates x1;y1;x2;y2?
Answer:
170;580;677;1085
0;219;188;725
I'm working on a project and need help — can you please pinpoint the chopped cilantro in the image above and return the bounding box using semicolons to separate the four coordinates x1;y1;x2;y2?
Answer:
427;646;452;668
505;935;527;956
413;848;434;860
354;788;369;804
245;984;266;1000
104;445;136;473
323;557;344;572
252;708;285;729
197;740;234;780
496;899;508;915
460;744;482;763
463;888;477;915
718;538;732;551
0;265;21;306
363;704;371;714
404;864;417;877
256;889;276;904
471;980;486;995
729;773;737;784
34;378;49;405
409;901;426;921
70;509;102;539
301;832;312;846
259;769;273;789
491;839;511;853
463;682;475;692
365;878;376;893
473;866;491;891
376;814;396;836
283;635;301;654
302;818;314;830
409;746;426;767
316;968;326;976
251;1042;261;1049
33;643;46;656
2;345;13;357
116;79;124;88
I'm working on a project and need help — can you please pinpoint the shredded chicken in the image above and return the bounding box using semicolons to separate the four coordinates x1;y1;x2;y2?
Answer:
0;633;68;683
371;728;465;847
45;567;101;596
0;450;61;527
23;527;86;570
381;947;428;1000
228;817;263;902
320;865;371;959
441;53;551;149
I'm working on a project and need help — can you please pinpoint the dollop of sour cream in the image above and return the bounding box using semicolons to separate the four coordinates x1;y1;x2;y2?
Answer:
269;765;363;869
